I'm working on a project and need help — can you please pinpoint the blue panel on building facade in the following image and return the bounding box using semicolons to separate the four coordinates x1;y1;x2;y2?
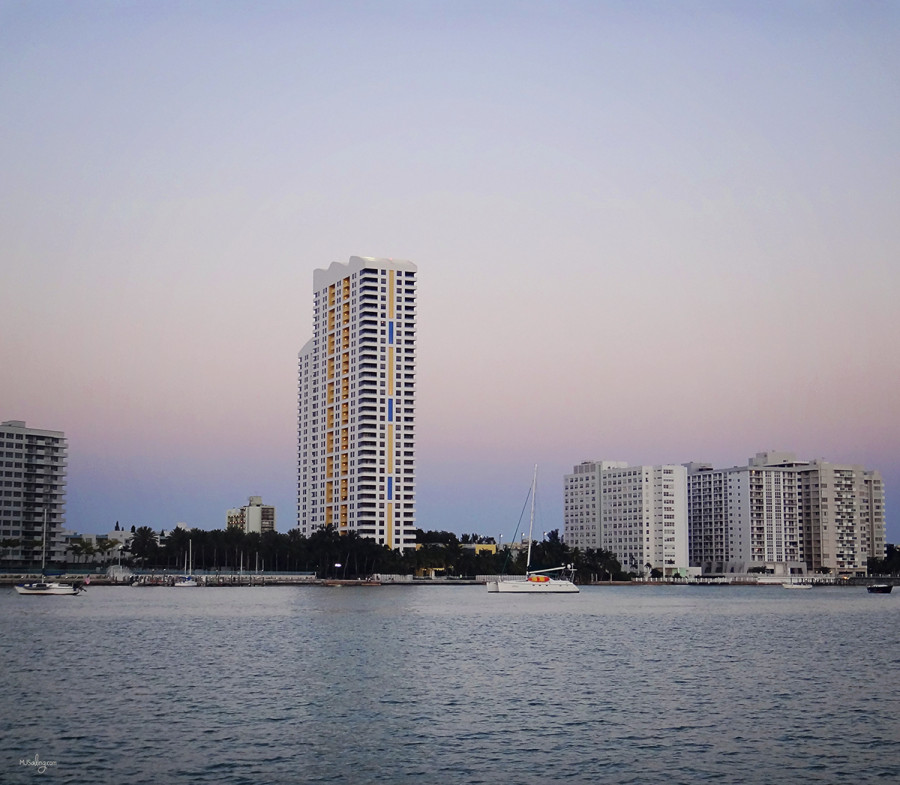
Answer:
388;399;393;422
387;476;393;501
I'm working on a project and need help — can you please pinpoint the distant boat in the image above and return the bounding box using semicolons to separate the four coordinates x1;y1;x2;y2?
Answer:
867;584;893;594
487;466;579;594
14;510;84;596
782;582;812;590
173;539;199;588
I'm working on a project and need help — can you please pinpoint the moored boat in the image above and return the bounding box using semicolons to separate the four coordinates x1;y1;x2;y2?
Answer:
488;568;580;593
14;510;84;596
172;539;199;587
14;581;84;596
487;466;579;595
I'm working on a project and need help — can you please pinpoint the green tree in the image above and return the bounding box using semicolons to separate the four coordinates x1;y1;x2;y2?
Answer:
130;526;158;567
163;527;191;570
868;543;900;575
94;539;118;565
0;538;22;563
67;538;95;565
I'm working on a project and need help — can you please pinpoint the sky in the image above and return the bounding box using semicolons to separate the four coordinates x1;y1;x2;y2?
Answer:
2;1;898;545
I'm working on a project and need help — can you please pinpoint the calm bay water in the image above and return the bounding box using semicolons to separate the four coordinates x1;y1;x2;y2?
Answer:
1;584;898;784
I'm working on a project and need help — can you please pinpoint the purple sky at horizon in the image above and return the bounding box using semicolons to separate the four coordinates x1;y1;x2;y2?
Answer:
2;2;898;544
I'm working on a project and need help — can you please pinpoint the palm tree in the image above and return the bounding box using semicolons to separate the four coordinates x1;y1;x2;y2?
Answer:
130;526;159;567
94;539;117;565
76;540;97;565
163;527;191;570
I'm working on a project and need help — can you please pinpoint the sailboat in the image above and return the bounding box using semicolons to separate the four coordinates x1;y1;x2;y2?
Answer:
487;466;579;594
173;538;199;588
14;510;84;596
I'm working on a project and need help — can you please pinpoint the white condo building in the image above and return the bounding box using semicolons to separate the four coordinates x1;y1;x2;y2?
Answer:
564;460;689;577
686;452;885;577
227;496;276;534
297;257;417;550
1;420;68;565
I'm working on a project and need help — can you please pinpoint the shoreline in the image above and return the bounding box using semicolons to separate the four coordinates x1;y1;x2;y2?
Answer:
2;575;894;588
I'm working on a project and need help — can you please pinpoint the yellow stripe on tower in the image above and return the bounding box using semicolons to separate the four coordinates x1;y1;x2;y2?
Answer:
387;424;393;473
388;347;394;395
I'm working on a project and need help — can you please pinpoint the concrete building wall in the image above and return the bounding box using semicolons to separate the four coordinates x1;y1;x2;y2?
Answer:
687;453;885;577
564;460;688;577
227;496;276;534
0;420;67;564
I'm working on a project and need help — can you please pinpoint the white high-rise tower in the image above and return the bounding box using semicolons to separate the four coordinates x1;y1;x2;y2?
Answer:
297;257;417;550
0;420;68;565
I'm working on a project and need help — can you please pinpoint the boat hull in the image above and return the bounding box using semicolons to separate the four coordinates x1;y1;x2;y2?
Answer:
14;582;82;596
487;578;579;594
867;584;893;594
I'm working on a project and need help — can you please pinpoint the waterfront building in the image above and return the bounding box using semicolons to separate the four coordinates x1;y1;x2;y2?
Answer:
297;257;417;550
0;420;68;565
563;460;689;577
798;459;885;575
686;452;885;577
227;496;276;534
66;526;133;564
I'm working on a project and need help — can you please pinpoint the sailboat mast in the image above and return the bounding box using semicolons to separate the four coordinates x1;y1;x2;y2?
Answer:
525;465;537;573
41;508;47;573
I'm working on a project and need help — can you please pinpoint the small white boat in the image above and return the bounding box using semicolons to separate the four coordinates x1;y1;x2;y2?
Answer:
487;466;579;594
15;581;83;596
782;582;812;590
14;510;84;596
173;539;199;587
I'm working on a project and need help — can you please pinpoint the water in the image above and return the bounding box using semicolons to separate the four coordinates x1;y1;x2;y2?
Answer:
1;585;898;784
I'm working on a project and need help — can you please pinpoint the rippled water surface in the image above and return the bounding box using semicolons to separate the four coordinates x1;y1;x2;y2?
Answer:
1;585;898;784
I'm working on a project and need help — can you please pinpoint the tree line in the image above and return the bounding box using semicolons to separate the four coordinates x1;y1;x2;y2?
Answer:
117;525;628;582
868;544;900;575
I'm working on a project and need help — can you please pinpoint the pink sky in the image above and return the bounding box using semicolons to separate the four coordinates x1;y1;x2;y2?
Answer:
2;2;898;542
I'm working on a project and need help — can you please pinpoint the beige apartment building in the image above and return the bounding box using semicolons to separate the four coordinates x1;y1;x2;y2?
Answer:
227;496;276;534
687;452;885;577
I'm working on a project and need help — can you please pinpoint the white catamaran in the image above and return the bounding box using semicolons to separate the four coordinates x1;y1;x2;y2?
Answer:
487;466;579;594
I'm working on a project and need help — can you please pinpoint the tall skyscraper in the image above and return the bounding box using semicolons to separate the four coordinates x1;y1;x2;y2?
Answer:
297;257;417;550
563;460;689;577
0;420;67;565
